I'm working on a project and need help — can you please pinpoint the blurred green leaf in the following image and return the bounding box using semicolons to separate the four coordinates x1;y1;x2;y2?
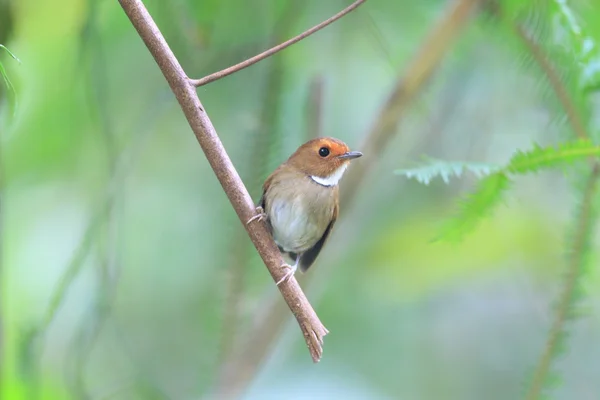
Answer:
549;0;600;92
436;173;512;242
505;139;600;174
0;44;21;113
395;158;500;185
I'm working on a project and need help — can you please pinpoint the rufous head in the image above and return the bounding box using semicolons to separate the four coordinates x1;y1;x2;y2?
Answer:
286;137;362;186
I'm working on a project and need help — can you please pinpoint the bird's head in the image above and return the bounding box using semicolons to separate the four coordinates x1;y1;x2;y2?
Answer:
286;137;362;187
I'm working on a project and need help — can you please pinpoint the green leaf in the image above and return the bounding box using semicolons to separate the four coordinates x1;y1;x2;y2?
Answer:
0;44;22;114
435;173;512;242
505;139;600;174
395;158;500;185
549;0;600;92
0;44;21;64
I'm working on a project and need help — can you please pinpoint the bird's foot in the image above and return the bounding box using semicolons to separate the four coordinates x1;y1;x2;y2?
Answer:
246;206;267;225
276;262;298;286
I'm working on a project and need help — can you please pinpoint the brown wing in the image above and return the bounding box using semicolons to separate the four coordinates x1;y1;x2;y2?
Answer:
299;201;338;273
257;190;273;237
258;172;281;248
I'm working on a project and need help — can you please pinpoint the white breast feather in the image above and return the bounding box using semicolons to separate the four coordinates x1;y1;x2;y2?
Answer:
311;163;348;187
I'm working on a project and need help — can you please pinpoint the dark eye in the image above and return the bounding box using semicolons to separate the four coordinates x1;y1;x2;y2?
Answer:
318;147;330;157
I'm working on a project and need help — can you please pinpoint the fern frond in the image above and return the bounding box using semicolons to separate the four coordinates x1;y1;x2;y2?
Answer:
434;173;511;242
549;0;600;92
492;0;593;140
525;167;600;400
506;140;600;174
395;158;500;185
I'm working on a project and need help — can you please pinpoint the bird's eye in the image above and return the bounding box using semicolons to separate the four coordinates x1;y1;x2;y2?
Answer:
318;147;330;157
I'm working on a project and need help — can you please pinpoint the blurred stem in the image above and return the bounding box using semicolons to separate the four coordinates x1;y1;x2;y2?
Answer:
306;75;325;142
216;1;303;388
0;107;5;395
66;6;121;396
341;0;480;204
21;98;160;396
20;192;111;399
525;165;600;400
217;0;482;398
509;21;587;140
504;8;599;399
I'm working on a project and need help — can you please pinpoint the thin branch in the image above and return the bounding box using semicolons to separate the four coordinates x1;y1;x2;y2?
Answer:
213;0;482;397
118;0;332;362
189;0;366;87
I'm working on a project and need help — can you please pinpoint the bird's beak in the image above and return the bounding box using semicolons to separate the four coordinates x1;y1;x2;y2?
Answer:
337;151;363;160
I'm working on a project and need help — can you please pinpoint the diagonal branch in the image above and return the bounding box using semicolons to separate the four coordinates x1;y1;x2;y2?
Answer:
211;0;482;398
189;0;366;87
118;0;333;362
217;0;304;381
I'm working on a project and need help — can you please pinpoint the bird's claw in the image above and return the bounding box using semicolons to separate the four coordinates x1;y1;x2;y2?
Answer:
246;206;267;225
276;263;297;286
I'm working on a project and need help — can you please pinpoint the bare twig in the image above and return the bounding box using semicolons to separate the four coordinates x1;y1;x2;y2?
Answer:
118;0;341;362
215;0;482;397
189;0;366;87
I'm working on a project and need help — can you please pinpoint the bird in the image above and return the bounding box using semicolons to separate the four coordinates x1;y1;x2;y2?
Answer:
247;137;362;285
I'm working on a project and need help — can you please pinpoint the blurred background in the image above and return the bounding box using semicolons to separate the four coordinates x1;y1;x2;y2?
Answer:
1;0;600;399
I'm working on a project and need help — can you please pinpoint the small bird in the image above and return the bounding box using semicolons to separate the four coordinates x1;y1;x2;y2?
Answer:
247;137;362;285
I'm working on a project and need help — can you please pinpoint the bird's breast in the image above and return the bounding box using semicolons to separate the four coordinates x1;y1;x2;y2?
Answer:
266;177;336;254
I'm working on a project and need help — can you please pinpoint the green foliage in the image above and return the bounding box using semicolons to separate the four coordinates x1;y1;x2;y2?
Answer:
435;173;511;242
6;0;600;398
398;140;600;242
395;158;500;185
397;0;600;398
496;0;598;140
0;44;20;113
519;2;600;399
505;139;600;174
548;0;600;93
524;167;600;400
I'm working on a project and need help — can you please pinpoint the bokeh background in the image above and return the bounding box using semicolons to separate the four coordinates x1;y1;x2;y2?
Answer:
1;0;600;399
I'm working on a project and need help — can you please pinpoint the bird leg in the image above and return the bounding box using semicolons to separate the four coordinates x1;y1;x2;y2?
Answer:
276;254;300;286
246;206;267;225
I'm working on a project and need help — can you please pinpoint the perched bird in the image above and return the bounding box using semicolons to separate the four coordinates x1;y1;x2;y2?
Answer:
247;137;362;285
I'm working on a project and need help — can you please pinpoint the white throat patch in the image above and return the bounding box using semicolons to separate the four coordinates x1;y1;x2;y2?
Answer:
311;164;348;187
